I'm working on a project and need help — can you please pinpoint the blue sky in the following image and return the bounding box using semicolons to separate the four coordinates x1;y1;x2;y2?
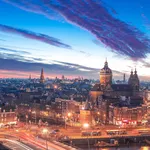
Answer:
0;0;150;80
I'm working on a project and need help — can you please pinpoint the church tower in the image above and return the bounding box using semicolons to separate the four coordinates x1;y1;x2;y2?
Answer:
100;59;112;88
133;68;140;91
128;68;139;91
29;74;31;80
40;68;45;84
123;73;126;83
128;69;133;85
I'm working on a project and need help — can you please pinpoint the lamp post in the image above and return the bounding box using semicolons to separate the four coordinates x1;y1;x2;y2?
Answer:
67;113;72;126
65;112;72;129
83;123;90;150
32;111;37;125
43;128;48;150
64;116;67;129
25;115;28;125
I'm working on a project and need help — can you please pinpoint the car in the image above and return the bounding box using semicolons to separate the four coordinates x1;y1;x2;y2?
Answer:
96;127;100;130
92;131;101;136
54;129;60;132
81;131;91;136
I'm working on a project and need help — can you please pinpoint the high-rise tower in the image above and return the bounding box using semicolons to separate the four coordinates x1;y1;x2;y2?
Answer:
40;68;45;83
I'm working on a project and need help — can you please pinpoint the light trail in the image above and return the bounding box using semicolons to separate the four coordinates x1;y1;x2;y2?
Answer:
0;138;34;150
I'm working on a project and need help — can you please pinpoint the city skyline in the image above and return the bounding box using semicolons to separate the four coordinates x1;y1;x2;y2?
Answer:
0;0;150;80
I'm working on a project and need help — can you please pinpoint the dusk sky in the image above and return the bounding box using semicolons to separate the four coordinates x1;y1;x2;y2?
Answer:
0;0;150;80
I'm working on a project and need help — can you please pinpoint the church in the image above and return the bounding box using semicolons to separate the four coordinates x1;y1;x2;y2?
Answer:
88;60;145;126
90;59;141;102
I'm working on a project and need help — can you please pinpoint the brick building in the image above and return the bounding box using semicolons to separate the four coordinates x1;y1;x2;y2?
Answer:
0;109;17;127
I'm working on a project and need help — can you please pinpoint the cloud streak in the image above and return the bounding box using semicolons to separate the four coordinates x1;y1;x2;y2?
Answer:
2;0;150;58
0;39;6;41
0;51;123;79
0;47;30;55
0;24;72;49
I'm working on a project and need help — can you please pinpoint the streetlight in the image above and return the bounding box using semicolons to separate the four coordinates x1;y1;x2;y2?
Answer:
64;116;67;129
42;128;48;150
65;112;72;129
32;111;37;124
83;123;90;150
83;123;89;129
68;113;71;117
25;115;28;126
67;113;72;126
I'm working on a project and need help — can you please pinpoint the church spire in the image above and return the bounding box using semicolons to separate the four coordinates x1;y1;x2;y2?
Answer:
128;67;139;91
131;69;133;75
123;73;125;82
134;68;137;74
40;68;44;83
29;74;31;80
104;58;108;68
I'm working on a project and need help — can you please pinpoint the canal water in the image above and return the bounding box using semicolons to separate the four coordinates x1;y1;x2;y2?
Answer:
81;146;150;150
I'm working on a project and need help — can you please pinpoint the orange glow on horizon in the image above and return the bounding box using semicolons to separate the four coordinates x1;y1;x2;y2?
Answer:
0;69;80;79
0;69;150;81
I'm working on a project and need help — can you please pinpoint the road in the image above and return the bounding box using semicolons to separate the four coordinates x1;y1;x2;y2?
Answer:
17;132;70;150
0;124;149;149
0;130;74;150
0;138;36;150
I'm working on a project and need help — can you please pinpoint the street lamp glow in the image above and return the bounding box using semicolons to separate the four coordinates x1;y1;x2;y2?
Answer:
83;123;89;129
42;128;48;134
54;85;57;89
68;112;71;117
83;123;90;150
42;128;48;150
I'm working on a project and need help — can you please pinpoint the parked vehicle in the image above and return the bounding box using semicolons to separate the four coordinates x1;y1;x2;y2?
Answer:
106;130;127;135
81;131;91;136
92;131;101;136
81;130;101;136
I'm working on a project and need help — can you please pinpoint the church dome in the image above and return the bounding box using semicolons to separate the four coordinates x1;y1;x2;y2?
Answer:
100;60;112;74
100;60;112;87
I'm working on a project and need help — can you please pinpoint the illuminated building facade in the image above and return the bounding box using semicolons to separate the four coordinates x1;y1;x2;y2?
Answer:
143;90;150;124
79;109;95;126
0;109;17;127
89;60;143;126
109;103;147;127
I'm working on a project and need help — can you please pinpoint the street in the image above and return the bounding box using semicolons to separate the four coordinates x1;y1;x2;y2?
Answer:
0;124;149;150
1;139;36;150
0;129;73;150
